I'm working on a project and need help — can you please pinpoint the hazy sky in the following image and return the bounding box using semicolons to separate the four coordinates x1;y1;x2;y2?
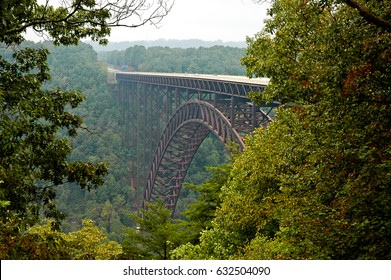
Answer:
109;0;270;42
25;0;269;43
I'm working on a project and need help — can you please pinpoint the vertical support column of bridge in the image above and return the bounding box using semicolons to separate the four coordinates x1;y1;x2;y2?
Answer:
149;85;156;164
150;85;161;150
175;87;180;110
137;82;155;200
231;96;237;128
118;82;130;148
252;101;257;128
130;82;140;198
166;86;175;121
115;82;134;195
136;82;141;197
122;81;139;197
135;83;170;203
127;82;158;202
159;85;171;129
142;84;156;204
214;92;219;107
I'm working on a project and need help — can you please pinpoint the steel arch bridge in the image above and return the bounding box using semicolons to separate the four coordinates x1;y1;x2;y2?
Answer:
114;72;278;213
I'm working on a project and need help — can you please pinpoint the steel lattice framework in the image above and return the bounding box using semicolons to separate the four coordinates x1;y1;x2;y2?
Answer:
144;100;244;211
114;72;278;214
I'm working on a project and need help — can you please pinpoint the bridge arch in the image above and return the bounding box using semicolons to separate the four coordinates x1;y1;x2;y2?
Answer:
143;100;244;213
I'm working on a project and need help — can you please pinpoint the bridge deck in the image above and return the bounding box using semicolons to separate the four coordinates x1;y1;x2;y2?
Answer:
114;71;269;85
114;71;269;98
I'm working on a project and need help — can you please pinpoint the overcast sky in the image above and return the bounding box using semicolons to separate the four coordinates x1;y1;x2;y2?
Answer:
25;0;270;43
108;0;270;42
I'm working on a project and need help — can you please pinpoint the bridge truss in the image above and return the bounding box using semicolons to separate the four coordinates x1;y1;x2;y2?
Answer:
114;72;278;214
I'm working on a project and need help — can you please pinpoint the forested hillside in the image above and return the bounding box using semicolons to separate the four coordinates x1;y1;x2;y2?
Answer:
100;45;246;75
45;42;134;241
86;39;247;52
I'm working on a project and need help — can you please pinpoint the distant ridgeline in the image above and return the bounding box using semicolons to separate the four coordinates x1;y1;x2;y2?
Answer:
97;43;247;76
86;39;247;52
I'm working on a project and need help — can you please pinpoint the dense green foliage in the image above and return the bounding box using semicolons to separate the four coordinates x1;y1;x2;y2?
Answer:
173;0;391;259
101;45;247;75
0;0;170;259
123;200;192;259
0;218;123;260
182;165;231;243
0;43;108;229
0;0;119;259
45;42;135;240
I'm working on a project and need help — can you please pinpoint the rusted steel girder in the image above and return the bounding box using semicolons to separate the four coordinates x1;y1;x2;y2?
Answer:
144;100;244;213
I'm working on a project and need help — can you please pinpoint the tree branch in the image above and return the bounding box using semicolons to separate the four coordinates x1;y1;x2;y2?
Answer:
342;0;391;30
1;0;173;45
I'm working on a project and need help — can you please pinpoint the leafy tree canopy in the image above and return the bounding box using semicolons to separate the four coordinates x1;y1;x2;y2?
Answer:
0;218;123;259
123;200;193;260
0;0;172;46
0;0;171;234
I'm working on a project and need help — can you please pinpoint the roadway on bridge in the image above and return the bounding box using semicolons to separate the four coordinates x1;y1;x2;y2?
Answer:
110;69;270;86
